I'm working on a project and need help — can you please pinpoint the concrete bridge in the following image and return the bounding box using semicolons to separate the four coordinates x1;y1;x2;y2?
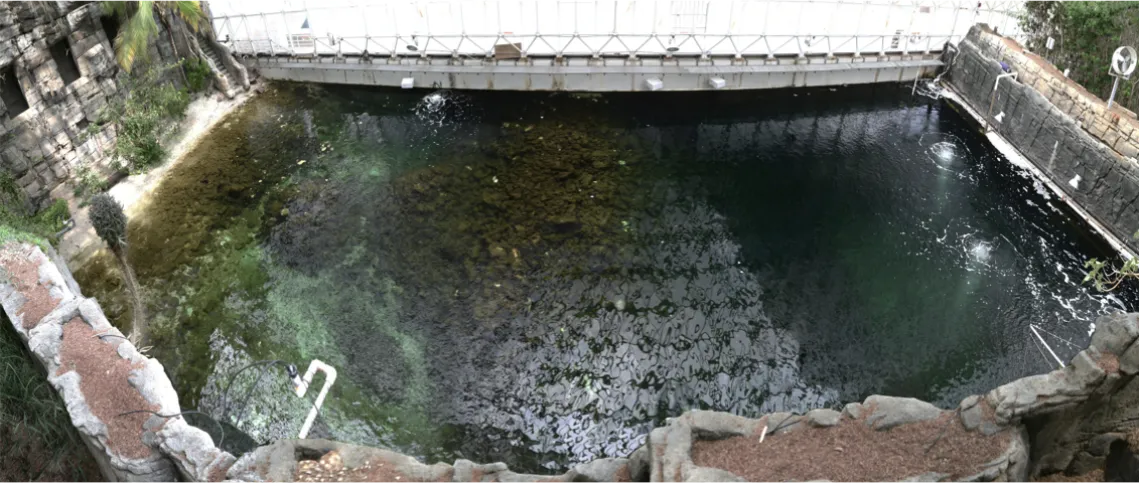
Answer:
210;0;1025;92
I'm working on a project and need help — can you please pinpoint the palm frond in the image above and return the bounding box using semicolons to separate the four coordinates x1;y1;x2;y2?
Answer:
114;1;159;73
100;1;130;19
166;1;205;32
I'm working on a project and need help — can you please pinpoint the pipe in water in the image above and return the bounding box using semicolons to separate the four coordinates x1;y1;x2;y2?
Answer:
293;359;338;439
1030;324;1065;369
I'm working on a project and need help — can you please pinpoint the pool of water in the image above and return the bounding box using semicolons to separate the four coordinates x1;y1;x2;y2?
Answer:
76;83;1136;472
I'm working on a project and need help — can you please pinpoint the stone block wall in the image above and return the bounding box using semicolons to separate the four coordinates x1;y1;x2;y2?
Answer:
947;25;1139;247
0;2;176;208
0;242;234;481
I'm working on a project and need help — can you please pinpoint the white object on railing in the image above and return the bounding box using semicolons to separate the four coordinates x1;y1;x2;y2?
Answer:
293;359;338;439
708;77;726;89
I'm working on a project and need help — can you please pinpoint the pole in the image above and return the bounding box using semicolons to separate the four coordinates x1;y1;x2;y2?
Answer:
1107;76;1121;109
1030;325;1065;369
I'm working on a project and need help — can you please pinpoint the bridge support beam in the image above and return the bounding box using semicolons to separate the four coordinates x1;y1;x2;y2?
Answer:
245;53;941;92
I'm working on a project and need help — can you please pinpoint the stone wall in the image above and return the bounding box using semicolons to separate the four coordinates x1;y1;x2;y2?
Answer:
946;25;1139;248
0;2;177;209
0;242;233;481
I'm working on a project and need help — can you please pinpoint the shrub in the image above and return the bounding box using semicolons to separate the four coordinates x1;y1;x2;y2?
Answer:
71;165;110;198
89;193;126;250
0;172;70;246
101;63;190;172
184;56;212;93
1021;2;1139;111
1;317;98;481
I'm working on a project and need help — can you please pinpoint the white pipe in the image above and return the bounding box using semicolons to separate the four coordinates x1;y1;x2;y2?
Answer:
1030;325;1065;369
986;71;1017;132
294;359;338;439
993;71;1017;92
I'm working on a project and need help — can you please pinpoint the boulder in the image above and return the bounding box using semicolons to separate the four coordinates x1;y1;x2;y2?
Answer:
570;458;628;482
863;396;943;430
680;410;765;440
902;472;950;482
686;467;745;482
1089;313;1138;355
958;395;1003;436
805;408;841;427
842;402;864;420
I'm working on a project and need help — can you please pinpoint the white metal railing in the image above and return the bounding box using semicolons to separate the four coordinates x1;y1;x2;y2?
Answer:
210;0;1026;59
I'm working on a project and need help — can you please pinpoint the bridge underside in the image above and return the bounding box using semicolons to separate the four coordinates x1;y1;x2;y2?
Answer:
243;53;942;91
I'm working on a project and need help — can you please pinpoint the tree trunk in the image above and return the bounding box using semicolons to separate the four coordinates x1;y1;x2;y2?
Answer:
156;10;191;88
113;245;148;347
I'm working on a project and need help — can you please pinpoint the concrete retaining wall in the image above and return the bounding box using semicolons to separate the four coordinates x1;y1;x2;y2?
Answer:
946;26;1139;249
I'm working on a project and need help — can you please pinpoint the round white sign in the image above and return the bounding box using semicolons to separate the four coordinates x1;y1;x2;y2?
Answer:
1111;46;1137;77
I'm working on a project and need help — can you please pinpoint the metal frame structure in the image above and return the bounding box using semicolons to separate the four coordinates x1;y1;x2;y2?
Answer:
210;0;1026;60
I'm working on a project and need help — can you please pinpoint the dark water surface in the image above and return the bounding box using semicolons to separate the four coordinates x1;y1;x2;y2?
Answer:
77;84;1135;471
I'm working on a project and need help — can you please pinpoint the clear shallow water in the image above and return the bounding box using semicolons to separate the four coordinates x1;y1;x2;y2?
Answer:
78;84;1135;471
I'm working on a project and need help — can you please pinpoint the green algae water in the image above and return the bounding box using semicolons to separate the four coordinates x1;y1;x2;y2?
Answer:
76;84;1136;471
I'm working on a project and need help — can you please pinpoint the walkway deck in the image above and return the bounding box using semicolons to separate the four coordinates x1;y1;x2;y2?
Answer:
245;54;943;91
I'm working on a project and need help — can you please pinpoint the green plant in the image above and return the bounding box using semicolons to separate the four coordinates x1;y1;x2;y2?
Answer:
102;1;205;73
90;194;148;345
1020;2;1139;111
90;194;126;249
183;56;211;92
0;317;98;481
1084;236;1139;292
71;165;110;198
103;64;190;172
0;172;71;248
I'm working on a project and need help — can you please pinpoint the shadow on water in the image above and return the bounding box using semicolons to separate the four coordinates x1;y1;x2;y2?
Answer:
76;83;1136;471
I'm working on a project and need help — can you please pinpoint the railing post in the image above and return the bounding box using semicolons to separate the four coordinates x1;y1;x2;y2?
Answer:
242;14;254;54
281;9;290;56
262;13;274;57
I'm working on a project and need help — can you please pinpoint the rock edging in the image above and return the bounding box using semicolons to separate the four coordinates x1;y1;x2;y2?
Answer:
0;243;234;481
2;242;1135;482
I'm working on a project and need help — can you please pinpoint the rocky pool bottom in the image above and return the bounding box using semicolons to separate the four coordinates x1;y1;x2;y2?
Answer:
230;311;1140;482
74;83;1136;472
